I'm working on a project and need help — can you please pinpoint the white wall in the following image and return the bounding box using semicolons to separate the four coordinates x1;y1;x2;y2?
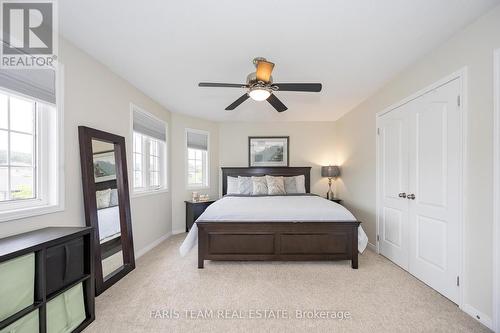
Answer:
494;47;500;333
334;5;500;322
0;38;173;256
170;113;219;234
219;122;337;196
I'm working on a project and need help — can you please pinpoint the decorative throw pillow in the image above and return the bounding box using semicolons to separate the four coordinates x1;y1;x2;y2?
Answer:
238;176;253;195
266;175;285;195
295;175;306;193
226;176;239;194
109;189;119;206
252;176;268;195
96;189;111;209
284;176;298;194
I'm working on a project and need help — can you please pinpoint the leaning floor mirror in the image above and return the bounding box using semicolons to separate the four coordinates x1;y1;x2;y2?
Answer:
78;126;135;296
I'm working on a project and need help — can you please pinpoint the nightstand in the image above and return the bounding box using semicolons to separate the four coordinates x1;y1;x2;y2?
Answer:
329;198;342;205
185;200;216;232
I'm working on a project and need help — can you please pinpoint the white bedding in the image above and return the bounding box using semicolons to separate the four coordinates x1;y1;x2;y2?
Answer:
179;195;368;256
97;205;121;243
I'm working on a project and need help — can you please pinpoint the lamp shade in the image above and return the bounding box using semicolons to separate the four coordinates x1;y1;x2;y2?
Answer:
321;165;340;178
255;60;275;83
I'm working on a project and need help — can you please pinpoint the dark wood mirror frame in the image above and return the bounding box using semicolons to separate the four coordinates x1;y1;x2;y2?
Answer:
78;126;135;296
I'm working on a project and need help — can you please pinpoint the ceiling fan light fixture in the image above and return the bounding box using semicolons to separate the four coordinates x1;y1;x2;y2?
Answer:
248;87;271;101
198;57;322;112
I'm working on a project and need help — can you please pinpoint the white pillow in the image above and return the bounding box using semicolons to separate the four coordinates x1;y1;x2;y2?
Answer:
226;176;239;194
96;189;111;209
251;176;268;195
266;175;285;195
284;176;298;193
109;188;119;206
238;176;253;195
295;175;306;193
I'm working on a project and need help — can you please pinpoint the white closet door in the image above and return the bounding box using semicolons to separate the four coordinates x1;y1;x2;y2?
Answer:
378;105;410;270
407;78;461;303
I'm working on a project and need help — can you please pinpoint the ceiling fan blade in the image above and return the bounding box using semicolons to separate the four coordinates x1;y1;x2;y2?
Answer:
267;94;288;112
199;82;247;88
272;83;322;92
225;94;250;110
255;60;275;83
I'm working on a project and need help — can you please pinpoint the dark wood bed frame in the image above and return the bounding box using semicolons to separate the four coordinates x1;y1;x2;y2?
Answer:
197;167;361;269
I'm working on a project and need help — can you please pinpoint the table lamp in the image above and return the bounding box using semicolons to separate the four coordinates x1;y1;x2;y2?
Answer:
321;165;340;200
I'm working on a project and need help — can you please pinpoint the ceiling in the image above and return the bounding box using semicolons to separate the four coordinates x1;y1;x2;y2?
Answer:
59;0;499;122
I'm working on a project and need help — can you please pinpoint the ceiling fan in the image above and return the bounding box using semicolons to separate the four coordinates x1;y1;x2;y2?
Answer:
198;57;322;112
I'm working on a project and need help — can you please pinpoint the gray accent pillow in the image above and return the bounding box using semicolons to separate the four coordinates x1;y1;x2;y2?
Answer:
252;176;268;195
227;176;239;194
266;175;285;195
238;176;253;195
284;176;298;194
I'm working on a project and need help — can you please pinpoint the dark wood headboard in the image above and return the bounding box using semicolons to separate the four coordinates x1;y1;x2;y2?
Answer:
221;167;311;195
95;179;117;191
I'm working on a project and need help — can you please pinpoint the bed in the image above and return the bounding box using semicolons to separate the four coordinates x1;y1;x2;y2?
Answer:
96;180;122;260
180;167;367;269
98;206;121;242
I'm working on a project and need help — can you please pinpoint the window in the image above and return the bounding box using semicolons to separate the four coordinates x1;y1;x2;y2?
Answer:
131;105;167;194
186;129;209;188
133;132;144;189
0;85;62;221
0;93;36;202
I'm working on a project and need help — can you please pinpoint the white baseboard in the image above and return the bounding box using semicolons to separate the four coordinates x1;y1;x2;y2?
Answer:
367;242;377;253
462;303;493;330
135;232;171;259
172;228;186;235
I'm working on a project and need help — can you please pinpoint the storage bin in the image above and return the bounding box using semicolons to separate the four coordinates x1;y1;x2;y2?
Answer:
46;283;86;333
46;238;85;295
0;309;39;333
0;253;35;321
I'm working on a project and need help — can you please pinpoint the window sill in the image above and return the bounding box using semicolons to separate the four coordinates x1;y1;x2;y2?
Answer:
0;202;64;223
131;188;169;198
186;185;210;190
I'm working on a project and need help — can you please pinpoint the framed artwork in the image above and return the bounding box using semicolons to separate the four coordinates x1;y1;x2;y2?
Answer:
248;136;289;167
93;150;117;183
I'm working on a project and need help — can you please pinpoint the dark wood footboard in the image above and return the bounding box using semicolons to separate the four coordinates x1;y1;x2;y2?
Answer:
100;236;122;260
197;221;361;269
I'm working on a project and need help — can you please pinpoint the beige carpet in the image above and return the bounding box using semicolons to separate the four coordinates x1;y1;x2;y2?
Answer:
86;234;490;333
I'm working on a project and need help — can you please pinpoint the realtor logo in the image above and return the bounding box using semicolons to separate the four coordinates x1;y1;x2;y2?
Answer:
1;0;57;68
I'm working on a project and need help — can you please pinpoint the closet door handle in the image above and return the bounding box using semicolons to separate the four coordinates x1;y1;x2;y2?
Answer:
407;194;415;200
398;192;406;198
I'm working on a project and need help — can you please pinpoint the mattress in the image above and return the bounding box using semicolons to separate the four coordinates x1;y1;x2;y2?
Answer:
179;195;368;256
97;206;121;243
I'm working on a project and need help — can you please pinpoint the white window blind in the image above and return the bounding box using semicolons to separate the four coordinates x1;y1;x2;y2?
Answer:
187;131;208;151
132;108;166;142
0;69;55;104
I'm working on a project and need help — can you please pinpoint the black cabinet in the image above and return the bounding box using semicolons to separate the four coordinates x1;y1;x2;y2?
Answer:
46;237;85;296
0;227;94;333
328;198;342;205
185;200;215;232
